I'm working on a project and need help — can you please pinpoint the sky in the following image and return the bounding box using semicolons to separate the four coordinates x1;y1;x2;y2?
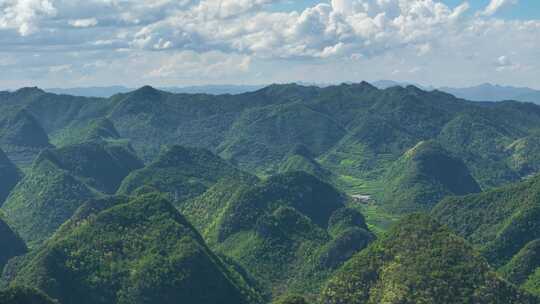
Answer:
0;0;539;89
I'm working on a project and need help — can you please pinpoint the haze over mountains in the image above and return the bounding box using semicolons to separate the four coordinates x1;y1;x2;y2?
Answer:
1;82;540;303
373;81;540;103
45;85;267;98
41;81;540;104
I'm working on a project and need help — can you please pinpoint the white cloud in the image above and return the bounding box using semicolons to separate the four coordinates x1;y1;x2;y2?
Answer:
497;55;511;66
331;0;354;15
145;51;252;79
0;0;57;36
195;0;278;19
0;0;539;89
130;0;471;60
495;55;522;71
49;64;71;73
68;18;98;28
479;0;518;17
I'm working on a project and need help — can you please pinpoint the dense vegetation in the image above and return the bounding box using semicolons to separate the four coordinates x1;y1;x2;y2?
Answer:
5;194;263;304
0;107;52;168
3;83;540;195
1;140;142;247
118;145;253;206
433;173;540;297
272;294;310;304
321;214;537;304
1;83;540;302
0;286;58;304
501;239;540;296
0;149;22;205
378;141;480;213
182;171;375;298
278;145;332;182
433;173;540;267
0;216;26;272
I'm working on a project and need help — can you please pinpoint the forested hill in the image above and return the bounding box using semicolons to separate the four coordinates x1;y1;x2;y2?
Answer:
2;83;540;196
1;82;540;303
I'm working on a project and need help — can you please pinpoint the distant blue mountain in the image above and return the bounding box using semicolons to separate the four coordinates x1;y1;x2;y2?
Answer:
45;84;266;98
45;82;540;104
439;83;540;104
373;80;540;104
162;84;266;95
45;86;132;97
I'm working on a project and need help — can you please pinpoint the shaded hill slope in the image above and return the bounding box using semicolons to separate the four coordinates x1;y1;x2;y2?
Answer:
118;145;254;205
0;286;58;304
378;141;480;213
0;216;26;272
1;141;143;247
278;145;331;182
0;149;22;205
433;173;540;267
321;214;538;304
0;107;52;168
3;83;540;194
182;171;375;298
5;194;262;304
501;239;540;296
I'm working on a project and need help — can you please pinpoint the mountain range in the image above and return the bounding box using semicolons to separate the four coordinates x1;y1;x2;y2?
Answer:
40;82;540;104
1;82;540;303
44;85;266;98
373;80;540;103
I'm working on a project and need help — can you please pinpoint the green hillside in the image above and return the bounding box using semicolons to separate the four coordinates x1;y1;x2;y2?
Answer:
436;112;522;188
0;107;52;168
272;294;309;304
3;84;540;193
6;194;262;304
2;83;540;302
106;85;294;161
182;171;375;298
378;141;481;213
217;102;346;173
501;239;540;296
0;108;51;148
1;141;142;247
44;142;142;194
118;145;254;205
432;173;540;267
278;145;331;182
0;149;22;205
433;173;540;298
0;286;58;304
0;216;26;272
180;178;257;238
321;214;537;304
506;134;540;177
51;118;122;147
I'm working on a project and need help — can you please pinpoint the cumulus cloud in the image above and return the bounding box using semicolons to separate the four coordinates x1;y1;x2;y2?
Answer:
0;0;57;35
480;0;518;17
495;55;522;71
0;0;538;89
69;18;98;28
331;0;354;15
130;0;471;59
195;0;278;19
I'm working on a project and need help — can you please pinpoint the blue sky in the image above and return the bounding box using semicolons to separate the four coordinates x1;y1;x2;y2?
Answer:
272;0;540;19
446;0;540;19
0;0;539;89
